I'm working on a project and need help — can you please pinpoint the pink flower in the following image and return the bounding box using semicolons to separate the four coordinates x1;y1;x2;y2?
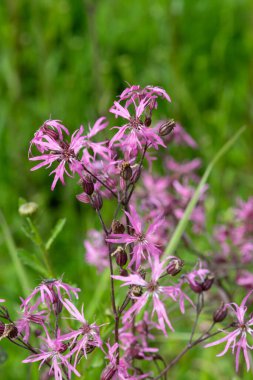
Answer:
205;291;253;372
236;271;253;290
101;342;149;380
109;98;166;153
113;256;191;335
165;123;197;148
23;279;80;310
106;205;163;269
17;300;48;342
84;230;109;272
0;299;5;303
29;125;85;190
185;267;214;293
23;328;80;380
60;299;102;365
29;120;69;154
118;84;171;109
81;117;110;161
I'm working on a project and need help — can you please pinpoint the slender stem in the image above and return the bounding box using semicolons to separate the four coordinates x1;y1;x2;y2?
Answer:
82;165;118;199
189;293;203;344
154;326;232;379
26;217;53;277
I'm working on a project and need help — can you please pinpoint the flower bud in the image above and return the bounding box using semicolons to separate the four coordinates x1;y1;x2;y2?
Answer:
166;258;184;276
91;192;103;210
130;285;143;297
115;247;128;267
81;175;94;196
19;202;38;216
119;268;128;277
144;117;152;127
201;273;215;291
213;303;227;323
0;322;4;337
111;220;125;234
2;324;19;339
159;119;175;137
189;282;203;293
131;168;141;184
120;162;132;181
101;364;117;380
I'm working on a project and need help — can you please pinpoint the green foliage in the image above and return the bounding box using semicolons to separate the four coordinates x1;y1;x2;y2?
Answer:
0;0;252;378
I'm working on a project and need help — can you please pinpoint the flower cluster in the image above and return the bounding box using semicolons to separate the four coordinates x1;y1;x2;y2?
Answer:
1;279;101;380
1;83;251;379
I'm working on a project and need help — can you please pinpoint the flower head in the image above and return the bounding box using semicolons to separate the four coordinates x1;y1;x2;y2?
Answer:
113;256;191;335
205;291;253;372
29;125;85;190
106;205;163;269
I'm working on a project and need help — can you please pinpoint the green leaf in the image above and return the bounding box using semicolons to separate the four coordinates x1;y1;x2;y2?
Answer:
18;249;48;277
45;218;66;251
165;126;246;256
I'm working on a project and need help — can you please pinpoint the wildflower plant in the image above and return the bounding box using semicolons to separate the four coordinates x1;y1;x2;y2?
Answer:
1;83;251;379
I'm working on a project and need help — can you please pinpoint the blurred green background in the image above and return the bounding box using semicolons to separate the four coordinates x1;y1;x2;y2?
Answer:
0;0;253;378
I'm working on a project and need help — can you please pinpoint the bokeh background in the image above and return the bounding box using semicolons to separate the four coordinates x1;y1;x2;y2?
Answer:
0;0;253;378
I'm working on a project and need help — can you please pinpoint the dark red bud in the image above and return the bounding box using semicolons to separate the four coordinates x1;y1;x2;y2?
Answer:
166;257;184;276
189;282;203;294
91;192;103;210
101;364;117;380
115;247;128;267
119;268;128;277
0;322;4;337
81;175;94;196
120;162;132;181
159;119;176;137
144;117;152;127
131;168;141;184
213;303;228;323
202;273;215;291
111;220;125;234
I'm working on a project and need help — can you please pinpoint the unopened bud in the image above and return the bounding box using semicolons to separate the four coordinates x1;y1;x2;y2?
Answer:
189;282;203;294
166;257;184;276
0;324;19;340
101;364;117;380
120;162;132;181
119;268;128;277
130;285;143;297
0;322;4;337
111;220;125;234
159;119;175;137
114;247;128;267
202;273;215;291
19;202;38;216
91;192;103;210
213;303;227;323
144;117;152;127
131;168;141;184
81;175;94;196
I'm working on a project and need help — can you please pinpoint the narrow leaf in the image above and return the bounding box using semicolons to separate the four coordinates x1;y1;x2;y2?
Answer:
45;218;66;250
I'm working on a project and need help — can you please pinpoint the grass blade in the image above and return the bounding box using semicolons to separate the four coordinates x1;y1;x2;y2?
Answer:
165;126;246;256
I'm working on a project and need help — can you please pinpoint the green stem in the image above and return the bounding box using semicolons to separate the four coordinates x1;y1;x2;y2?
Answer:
26;217;53;277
